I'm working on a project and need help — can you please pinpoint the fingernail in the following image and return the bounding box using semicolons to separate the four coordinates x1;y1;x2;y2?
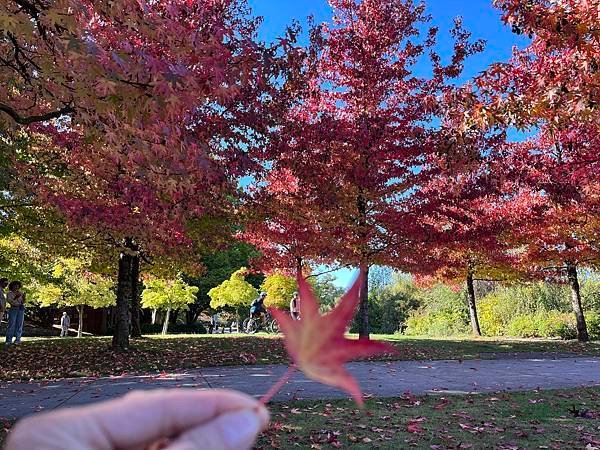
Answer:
221;409;262;449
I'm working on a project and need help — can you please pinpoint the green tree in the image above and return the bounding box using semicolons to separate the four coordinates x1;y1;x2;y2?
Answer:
311;274;345;313
141;278;198;335
184;242;262;324
0;236;51;285
35;258;116;337
208;268;258;310
261;273;297;309
369;274;421;334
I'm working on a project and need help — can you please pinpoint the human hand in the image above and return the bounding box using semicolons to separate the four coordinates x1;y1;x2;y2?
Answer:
6;389;269;450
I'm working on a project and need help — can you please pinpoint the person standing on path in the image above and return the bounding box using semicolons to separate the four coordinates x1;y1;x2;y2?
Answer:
60;312;70;337
290;292;300;320
211;313;219;334
0;278;8;322
5;280;26;346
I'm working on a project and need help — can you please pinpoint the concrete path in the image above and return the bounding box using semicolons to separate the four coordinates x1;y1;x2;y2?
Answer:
2;357;600;420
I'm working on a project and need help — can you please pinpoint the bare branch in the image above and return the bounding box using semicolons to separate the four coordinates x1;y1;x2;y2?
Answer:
304;264;352;280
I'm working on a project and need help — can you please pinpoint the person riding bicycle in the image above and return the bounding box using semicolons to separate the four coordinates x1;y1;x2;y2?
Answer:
249;292;267;325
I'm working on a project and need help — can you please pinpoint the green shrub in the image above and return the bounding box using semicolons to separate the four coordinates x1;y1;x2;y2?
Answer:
404;313;431;336
586;311;600;341
405;310;469;336
502;311;576;339
537;311;576;339
404;285;469;336
505;315;540;338
582;279;600;312
478;294;506;336
476;282;587;340
369;275;600;340
553;320;578;340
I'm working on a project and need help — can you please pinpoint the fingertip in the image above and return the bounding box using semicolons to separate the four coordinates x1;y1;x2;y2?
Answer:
167;407;268;450
253;403;270;429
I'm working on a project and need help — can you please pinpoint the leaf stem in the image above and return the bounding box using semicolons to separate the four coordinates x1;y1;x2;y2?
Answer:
259;365;297;405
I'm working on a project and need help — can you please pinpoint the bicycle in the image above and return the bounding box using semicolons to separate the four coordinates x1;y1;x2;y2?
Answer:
244;312;279;334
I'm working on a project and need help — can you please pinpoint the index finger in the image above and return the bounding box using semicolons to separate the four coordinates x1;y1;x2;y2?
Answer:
8;389;268;450
95;389;269;447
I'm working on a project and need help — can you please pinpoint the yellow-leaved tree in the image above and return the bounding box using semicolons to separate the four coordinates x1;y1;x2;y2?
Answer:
208;268;258;327
35;258;116;337
261;273;297;309
141;278;198;335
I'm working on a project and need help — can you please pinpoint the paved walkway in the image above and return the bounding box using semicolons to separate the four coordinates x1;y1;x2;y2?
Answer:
2;357;600;420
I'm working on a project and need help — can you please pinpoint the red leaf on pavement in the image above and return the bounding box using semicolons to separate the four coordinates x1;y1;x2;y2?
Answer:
270;268;396;405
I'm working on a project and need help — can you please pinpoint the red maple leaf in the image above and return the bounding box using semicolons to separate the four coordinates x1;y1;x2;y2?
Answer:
269;268;396;405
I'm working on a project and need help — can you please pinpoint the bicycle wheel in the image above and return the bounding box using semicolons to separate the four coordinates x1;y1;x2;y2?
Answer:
246;318;259;334
268;319;280;334
242;318;251;333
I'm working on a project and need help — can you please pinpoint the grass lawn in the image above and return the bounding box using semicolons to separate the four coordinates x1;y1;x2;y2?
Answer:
1;334;599;381
258;387;600;449
2;388;597;449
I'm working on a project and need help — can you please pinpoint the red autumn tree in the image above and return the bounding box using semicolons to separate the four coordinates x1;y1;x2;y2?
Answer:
496;129;599;342
246;0;484;338
1;0;276;349
470;0;599;341
408;154;540;335
241;168;328;275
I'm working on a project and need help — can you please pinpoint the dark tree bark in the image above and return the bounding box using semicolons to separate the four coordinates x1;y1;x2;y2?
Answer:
130;251;142;338
140;307;152;326
566;262;589;342
0;103;75;125
107;306;116;331
186;307;200;325
357;265;370;339
112;244;133;350
466;271;482;336
169;308;178;325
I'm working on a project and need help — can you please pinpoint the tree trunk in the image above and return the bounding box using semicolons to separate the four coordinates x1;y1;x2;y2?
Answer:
296;256;303;275
112;247;133;350
130;252;142;338
77;305;84;338
107;306;116;330
466;271;482;336
151;309;158;325
566;262;589;342
357;265;370;339
162;308;171;335
186;308;197;325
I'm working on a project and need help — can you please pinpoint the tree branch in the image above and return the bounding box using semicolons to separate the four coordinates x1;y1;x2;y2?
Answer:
0;103;74;125
304;264;352;280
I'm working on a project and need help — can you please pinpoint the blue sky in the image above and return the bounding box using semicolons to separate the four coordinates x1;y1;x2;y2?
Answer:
246;0;529;287
249;0;529;83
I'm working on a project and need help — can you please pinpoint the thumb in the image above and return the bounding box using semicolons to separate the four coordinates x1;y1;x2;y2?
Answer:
167;406;269;450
